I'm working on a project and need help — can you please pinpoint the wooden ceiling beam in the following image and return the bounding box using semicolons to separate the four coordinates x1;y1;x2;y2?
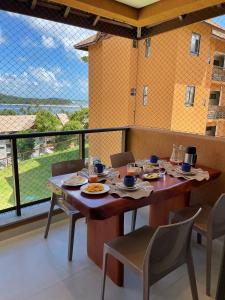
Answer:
139;0;225;27
0;0;136;39
141;4;225;39
63;6;70;18
31;0;37;10
50;0;139;26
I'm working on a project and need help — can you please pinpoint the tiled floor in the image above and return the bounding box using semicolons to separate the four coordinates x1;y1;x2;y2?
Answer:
0;207;223;300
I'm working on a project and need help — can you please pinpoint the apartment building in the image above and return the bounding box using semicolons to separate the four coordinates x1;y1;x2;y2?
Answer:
75;20;225;134
75;21;225;161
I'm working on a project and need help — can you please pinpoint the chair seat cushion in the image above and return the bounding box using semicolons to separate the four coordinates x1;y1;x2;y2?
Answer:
105;226;156;273
171;205;212;234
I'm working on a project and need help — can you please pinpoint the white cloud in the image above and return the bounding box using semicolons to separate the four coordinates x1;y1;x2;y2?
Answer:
0;66;71;97
0;28;5;44
6;12;95;59
41;35;56;48
29;66;70;91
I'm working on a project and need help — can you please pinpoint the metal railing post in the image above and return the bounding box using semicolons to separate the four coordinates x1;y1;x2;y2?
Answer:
122;128;129;152
79;133;85;160
11;138;21;216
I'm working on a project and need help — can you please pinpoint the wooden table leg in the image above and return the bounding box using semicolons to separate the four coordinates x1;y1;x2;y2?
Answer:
150;192;190;226
87;214;124;286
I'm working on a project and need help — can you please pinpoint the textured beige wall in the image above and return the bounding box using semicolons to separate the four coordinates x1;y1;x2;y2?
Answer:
128;126;225;206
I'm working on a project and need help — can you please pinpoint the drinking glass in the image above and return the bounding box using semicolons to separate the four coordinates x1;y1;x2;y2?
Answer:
108;170;120;185
158;160;166;177
170;144;179;164
127;163;136;176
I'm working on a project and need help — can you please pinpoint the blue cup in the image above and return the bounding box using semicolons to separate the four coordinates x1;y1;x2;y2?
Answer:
181;162;191;172
124;175;137;187
150;155;158;164
95;163;105;174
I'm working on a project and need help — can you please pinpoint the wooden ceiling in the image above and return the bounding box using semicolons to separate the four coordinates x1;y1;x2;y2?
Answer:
1;0;225;39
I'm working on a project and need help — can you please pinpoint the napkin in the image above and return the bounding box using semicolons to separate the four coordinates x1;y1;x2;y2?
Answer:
108;180;154;200
164;163;209;181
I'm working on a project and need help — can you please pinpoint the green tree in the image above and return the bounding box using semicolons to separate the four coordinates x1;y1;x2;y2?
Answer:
35;110;60;132
81;56;88;63
55;120;82;151
17;129;35;160
0;109;16;115
63;120;82;131
69;108;88;128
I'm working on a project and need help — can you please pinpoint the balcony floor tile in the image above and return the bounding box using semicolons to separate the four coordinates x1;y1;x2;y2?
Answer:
0;207;223;300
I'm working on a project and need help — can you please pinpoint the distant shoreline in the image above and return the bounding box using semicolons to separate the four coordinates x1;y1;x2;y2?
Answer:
0;103;87;108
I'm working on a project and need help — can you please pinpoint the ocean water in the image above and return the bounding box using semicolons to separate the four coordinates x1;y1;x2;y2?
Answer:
0;103;88;114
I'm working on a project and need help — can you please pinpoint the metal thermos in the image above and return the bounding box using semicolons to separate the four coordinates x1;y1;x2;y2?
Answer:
184;146;197;167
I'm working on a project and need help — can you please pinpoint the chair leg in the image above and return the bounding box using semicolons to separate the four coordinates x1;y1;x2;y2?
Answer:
100;251;109;300
143;276;150;300
197;233;202;245
44;195;56;239
131;209;137;232
206;238;213;296
187;250;199;300
68;214;77;261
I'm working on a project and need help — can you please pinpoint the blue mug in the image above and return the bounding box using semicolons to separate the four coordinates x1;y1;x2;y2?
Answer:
124;175;137;187
150;155;158;164
181;162;191;172
95;163;105;174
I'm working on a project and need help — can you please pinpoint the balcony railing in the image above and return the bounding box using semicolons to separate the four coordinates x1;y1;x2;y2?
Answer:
208;105;225;119
0;127;129;216
212;65;225;81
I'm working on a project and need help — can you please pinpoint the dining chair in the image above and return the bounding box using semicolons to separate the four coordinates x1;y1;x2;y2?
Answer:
170;193;225;296
110;151;137;231
101;208;201;300
44;159;85;261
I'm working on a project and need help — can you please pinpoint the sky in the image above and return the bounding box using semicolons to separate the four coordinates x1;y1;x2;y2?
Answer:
0;11;95;102
0;11;225;103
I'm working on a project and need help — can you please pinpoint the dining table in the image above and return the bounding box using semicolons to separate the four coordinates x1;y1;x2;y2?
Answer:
48;163;221;287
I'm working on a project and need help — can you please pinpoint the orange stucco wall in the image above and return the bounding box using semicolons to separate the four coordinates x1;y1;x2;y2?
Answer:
87;22;225;161
88;36;136;163
134;29;177;129
170;23;212;134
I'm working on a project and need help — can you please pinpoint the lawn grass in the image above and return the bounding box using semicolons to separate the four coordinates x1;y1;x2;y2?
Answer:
0;147;81;210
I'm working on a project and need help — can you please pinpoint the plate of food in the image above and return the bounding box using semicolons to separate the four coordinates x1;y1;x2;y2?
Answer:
116;182;139;191
80;183;110;194
63;176;88;187
142;173;161;180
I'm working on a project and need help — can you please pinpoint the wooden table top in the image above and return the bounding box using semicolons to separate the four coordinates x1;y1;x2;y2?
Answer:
48;165;221;220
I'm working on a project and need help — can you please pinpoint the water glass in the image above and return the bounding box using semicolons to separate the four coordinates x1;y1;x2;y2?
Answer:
158;160;166;177
108;170;119;185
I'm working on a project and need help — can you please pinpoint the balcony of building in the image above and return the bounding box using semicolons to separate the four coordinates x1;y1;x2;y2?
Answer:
1;1;225;300
212;53;225;82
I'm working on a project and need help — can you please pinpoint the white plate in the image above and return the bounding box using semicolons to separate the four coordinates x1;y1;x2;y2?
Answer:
80;183;110;194
63;176;88;187
116;182;139;191
95;170;110;177
176;168;196;176
143;173;161;180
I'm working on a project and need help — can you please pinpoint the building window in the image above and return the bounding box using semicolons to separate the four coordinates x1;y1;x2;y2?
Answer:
145;38;151;58
143;86;149;106
185;86;195;106
132;39;138;48
190;33;201;56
